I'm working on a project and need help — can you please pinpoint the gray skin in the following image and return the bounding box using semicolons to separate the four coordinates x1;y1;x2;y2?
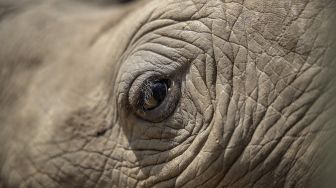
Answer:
0;0;336;187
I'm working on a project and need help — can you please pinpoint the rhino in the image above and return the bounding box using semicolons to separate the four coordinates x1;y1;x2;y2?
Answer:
0;0;336;187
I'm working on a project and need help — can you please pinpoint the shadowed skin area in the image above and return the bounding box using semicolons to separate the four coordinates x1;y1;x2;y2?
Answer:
0;0;336;187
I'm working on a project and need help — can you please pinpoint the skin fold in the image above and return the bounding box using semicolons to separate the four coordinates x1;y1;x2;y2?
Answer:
0;0;335;187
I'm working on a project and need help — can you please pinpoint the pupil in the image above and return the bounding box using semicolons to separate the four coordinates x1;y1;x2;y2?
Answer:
152;81;167;103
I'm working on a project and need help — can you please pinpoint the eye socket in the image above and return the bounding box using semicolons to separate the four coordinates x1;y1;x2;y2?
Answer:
128;74;180;122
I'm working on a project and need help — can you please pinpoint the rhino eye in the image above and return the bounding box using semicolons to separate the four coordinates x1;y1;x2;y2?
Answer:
141;79;169;111
128;75;180;122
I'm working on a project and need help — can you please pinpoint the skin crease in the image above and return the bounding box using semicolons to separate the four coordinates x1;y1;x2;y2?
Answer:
0;0;336;187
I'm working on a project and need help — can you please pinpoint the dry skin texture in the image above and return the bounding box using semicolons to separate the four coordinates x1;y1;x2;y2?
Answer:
0;0;336;187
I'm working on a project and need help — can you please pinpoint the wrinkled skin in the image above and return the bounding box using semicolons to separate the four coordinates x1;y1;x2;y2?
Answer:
0;0;336;187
